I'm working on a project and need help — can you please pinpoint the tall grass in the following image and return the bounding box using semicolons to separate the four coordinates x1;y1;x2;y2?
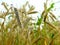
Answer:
0;1;60;45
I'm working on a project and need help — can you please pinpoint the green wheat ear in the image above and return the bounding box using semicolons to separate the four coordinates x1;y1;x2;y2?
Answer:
47;3;55;11
50;3;55;8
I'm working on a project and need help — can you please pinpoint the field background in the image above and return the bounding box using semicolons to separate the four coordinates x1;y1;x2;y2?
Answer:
0;0;60;45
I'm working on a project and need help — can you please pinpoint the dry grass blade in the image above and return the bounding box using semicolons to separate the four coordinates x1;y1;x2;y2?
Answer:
49;12;57;19
49;39;54;45
24;1;29;7
0;12;9;18
27;11;38;14
29;6;35;11
45;21;58;30
0;11;14;18
44;40;47;45
12;24;17;29
0;13;4;18
1;2;8;11
32;36;41;44
43;2;48;22
46;0;48;5
41;10;45;16
49;15;55;21
44;14;48;22
44;3;47;11
32;36;45;45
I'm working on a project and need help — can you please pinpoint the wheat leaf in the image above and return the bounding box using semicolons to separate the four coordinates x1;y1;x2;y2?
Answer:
49;12;56;19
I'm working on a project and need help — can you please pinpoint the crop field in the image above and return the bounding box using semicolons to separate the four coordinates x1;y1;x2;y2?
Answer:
0;0;60;45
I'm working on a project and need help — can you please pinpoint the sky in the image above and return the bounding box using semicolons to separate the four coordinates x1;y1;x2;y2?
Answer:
0;0;60;21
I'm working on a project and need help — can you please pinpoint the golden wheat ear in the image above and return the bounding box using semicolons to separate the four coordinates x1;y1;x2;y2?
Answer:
14;8;22;28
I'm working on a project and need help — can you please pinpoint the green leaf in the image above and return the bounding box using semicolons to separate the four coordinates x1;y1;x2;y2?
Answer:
47;3;55;11
36;16;43;25
49;33;54;38
50;3;55;8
